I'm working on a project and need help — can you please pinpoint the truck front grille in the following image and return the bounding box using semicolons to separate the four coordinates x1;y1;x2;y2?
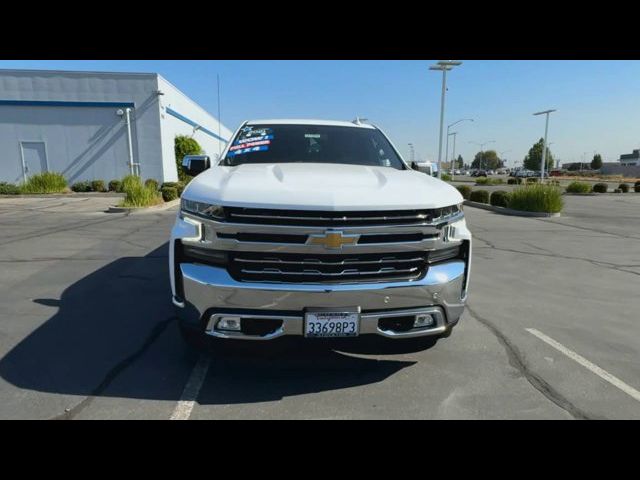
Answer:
228;251;428;284
223;207;458;227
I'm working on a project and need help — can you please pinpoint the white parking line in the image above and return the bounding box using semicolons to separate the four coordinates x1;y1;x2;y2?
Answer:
170;355;212;420
526;328;640;403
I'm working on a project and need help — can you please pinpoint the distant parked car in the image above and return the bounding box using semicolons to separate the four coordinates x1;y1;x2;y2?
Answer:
471;170;487;177
532;171;549;178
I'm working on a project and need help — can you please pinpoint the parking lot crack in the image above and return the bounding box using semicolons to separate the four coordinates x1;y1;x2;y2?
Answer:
51;315;177;420
537;218;640;241
0;214;128;246
465;304;595;420
472;233;640;278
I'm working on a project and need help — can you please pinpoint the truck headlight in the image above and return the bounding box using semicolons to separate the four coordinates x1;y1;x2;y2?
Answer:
438;203;463;219
180;199;225;220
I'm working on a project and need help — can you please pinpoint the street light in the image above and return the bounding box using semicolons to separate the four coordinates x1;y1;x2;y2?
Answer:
469;140;495;170
445;118;473;178
499;150;511;169
533;109;556;181
429;60;463;178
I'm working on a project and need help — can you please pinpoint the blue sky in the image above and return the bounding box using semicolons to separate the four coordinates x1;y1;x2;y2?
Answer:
1;60;639;167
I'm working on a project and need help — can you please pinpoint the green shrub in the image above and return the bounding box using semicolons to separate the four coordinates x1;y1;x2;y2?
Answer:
636;184;640;193
469;190;490;204
441;173;452;182
161;186;179;202
175;135;202;183
508;184;563;213
0;182;20;195
144;178;159;191
455;185;472;200
618;183;629;193
476;177;503;186
71;181;91;192
91;180;106;192
20;172;67;194
566;181;591;193
490;190;510;208
526;177;538;184
592;183;608;193
161;181;186;197
108;180;122;192
507;178;522;185
613;189;622;193
119;175;162;208
121;175;141;193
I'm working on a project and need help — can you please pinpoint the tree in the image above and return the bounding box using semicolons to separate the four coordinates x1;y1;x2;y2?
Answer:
456;155;464;169
471;150;501;170
523;138;554;171
174;135;203;182
591;153;603;170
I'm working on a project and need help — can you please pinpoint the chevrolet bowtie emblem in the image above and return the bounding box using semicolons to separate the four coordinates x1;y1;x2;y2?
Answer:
308;231;360;249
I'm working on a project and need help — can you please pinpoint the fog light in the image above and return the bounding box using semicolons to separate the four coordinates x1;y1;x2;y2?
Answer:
216;316;242;331
414;314;435;328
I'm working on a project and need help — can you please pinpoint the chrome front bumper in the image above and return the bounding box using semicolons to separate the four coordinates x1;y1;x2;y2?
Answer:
174;259;468;340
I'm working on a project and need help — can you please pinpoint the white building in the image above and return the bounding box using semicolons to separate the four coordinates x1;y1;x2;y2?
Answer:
0;69;232;185
619;149;640;166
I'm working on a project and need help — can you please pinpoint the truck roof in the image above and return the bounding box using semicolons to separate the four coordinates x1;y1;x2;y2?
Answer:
245;119;376;129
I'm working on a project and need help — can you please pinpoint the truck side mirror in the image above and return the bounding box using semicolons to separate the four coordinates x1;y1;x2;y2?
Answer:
182;155;211;176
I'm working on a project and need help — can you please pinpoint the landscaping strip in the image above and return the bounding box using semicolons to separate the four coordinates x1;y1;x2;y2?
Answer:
107;198;180;214
464;200;561;217
0;192;124;199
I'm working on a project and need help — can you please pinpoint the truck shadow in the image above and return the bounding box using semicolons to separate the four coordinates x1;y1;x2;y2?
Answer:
0;243;431;408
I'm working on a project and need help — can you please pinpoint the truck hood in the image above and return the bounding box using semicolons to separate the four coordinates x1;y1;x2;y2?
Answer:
183;163;463;210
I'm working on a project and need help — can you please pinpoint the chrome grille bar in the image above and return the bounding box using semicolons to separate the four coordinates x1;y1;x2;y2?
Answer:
239;266;420;277
229;213;430;222
233;256;425;266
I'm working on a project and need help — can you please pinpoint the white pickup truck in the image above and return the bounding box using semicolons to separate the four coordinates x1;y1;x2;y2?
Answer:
170;119;472;348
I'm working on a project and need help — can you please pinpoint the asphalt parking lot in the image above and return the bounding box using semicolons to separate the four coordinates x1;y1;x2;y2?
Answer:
0;194;638;419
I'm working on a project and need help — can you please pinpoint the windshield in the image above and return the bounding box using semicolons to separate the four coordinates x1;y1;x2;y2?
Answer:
220;124;406;170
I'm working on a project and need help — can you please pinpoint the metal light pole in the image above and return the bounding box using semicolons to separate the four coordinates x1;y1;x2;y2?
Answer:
445;118;473;177
430;61;462;179
446;131;456;173
450;133;458;178
499;150;511;170
533;109;556;182
469;140;495;171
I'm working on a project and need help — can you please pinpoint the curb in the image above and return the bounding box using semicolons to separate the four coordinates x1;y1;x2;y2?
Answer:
0;192;125;199
564;192;639;196
107;198;180;214
464;200;561;217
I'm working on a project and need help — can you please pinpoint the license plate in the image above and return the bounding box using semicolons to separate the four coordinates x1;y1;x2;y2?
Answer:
304;309;360;338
